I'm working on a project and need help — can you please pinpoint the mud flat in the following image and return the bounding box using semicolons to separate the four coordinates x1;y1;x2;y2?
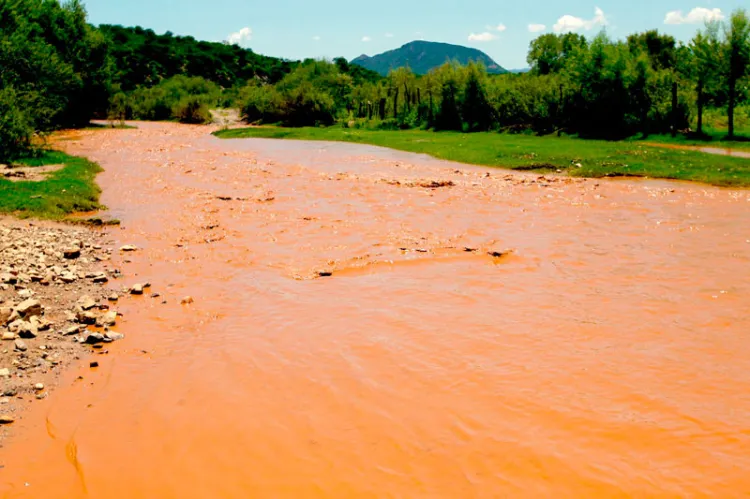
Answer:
0;122;749;498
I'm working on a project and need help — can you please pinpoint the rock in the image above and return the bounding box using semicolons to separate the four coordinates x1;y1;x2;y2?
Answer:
34;383;44;390
15;299;42;319
7;309;20;323
33;316;51;331
92;273;109;283
180;296;194;305
104;331;124;341
84;333;105;344
0;307;11;325
63;248;81;259
89;361;99;368
14;339;27;352
0;368;10;377
0;273;17;285
17;289;33;299
318;271;333;277
488;250;511;258
0;415;14;424
98;311;117;327
76;310;97;325
59;272;77;283
78;295;97;311
64;325;80;336
2;332;15;341
17;321;38;339
120;245;138;252
108;293;119;302
130;284;144;295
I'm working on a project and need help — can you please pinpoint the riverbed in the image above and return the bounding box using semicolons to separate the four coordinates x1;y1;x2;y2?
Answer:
1;122;749;497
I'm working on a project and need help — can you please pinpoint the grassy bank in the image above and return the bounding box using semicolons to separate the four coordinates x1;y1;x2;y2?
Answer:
215;127;750;188
0;151;103;219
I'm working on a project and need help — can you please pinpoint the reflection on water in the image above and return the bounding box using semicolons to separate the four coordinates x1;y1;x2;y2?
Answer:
1;122;749;498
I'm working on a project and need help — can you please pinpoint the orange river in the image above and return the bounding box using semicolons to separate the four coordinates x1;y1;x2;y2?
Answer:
1;122;749;497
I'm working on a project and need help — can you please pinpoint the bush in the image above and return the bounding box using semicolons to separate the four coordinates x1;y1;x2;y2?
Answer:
239;84;282;123
0;87;35;162
128;76;220;122
173;96;212;124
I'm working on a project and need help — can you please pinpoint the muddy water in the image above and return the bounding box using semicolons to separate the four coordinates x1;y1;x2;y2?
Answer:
2;122;750;497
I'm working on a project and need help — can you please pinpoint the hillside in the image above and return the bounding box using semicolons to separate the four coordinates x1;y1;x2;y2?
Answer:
352;40;507;76
99;25;298;91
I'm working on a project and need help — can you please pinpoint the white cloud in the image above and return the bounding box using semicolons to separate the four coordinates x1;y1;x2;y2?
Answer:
528;23;546;33
227;27;252;45
362;36;372;42
664;7;724;25
385;32;394;38
312;35;321;41
553;7;607;33
494;24;507;32
468;32;497;42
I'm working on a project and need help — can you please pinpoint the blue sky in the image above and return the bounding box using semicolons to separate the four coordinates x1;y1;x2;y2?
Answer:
83;1;746;69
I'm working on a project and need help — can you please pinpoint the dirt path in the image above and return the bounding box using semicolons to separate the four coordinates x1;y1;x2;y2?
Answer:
1;122;749;498
643;141;750;158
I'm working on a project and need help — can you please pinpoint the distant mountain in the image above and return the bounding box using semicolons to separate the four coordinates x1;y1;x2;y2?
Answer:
351;41;507;76
508;68;531;74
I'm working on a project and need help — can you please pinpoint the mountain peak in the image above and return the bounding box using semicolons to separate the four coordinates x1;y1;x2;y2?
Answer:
351;40;506;76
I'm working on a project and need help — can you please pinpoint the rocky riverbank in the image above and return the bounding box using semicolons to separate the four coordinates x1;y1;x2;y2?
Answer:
0;217;136;436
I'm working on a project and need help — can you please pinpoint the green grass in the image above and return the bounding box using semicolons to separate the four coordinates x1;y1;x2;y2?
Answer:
215;127;750;188
0;151;103;219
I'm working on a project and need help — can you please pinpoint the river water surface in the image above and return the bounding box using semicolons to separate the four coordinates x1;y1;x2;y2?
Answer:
1;122;749;497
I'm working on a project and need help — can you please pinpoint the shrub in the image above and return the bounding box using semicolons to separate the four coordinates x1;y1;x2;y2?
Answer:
0;87;35;162
173;96;212;124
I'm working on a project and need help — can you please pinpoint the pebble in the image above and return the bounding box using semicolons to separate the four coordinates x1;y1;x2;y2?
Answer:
130;284;144;295
0;368;10;377
0;415;15;424
89;361;99;368
14;339;27;352
108;293;119;302
34;383;44;390
120;245;138;252
181;296;194;305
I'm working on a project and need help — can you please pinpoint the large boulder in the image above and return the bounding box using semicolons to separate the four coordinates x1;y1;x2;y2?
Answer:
15;299;42;319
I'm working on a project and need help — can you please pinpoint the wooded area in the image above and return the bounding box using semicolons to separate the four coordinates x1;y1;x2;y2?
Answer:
1;0;748;163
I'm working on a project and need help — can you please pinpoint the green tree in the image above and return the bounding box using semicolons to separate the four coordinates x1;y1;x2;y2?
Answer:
528;33;587;75
627;30;677;71
461;63;492;131
723;9;750;138
689;24;722;135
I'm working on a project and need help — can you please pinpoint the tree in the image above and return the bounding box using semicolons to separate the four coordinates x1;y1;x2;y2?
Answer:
627;30;677;71
723;9;750;139
461;63;492;131
689;24;721;135
528;33;587;75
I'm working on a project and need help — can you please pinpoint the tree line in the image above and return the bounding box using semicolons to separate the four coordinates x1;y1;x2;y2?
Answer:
240;10;750;140
1;0;749;164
